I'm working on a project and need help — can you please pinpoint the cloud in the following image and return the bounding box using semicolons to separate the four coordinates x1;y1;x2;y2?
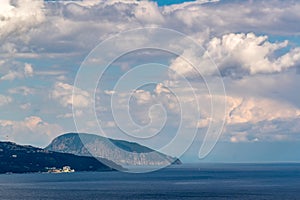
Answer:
0;0;45;41
0;95;12;107
170;32;300;78
0;116;63;147
224;118;300;143
120;84;300;143
96;79;300;143
219;95;300;143
8;86;35;96
132;89;153;105
1;0;299;64
24;63;34;77
0;0;14;14
0;70;23;81
229;131;249;143
207;33;300;75
50;82;92;108
0;0;299;150
226;96;300;124
166;0;300;35
20;103;31;110
134;1;164;24
0;62;35;81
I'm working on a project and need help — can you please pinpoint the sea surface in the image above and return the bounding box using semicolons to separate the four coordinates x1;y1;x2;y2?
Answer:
0;163;300;200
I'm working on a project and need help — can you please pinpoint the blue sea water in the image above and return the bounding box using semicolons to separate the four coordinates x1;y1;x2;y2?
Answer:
0;163;300;200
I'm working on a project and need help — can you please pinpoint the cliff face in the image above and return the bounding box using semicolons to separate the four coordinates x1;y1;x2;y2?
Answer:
0;141;122;174
45;133;182;166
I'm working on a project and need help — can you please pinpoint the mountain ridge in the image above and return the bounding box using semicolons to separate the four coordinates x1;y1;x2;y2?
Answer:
0;141;124;174
46;132;182;166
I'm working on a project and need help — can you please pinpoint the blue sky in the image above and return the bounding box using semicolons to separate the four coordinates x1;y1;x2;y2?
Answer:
0;0;300;163
153;0;196;6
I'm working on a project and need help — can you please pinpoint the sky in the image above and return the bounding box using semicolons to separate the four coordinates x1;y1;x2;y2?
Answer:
0;0;300;163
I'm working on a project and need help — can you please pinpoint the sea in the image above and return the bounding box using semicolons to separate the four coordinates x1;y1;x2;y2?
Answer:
0;163;300;200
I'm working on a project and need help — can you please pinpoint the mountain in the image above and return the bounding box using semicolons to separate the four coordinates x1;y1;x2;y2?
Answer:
45;133;182;166
0;141;124;174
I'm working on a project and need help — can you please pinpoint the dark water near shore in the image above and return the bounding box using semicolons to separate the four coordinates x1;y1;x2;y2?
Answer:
0;163;300;200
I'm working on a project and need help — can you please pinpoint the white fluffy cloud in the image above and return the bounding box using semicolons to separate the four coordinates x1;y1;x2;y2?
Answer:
0;0;45;41
170;33;300;78
0;95;12;107
50;82;92;108
0;116;63;146
1;0;300;61
166;0;300;35
0;63;34;81
1;0;300;55
24;63;34;77
134;1;164;24
226;96;300;125
104;84;300;142
207;33;300;75
215;95;300;143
